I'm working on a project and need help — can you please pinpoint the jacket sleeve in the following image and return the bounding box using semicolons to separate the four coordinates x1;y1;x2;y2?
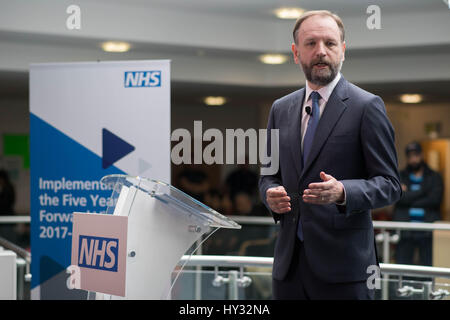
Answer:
396;189;425;206
339;96;402;216
258;101;283;223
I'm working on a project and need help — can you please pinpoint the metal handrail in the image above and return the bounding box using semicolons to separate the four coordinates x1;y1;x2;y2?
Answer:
0;236;31;265
372;221;450;231
228;215;450;231
0;216;31;224
1;214;450;232
228;216;274;225
181;255;273;268
179;255;450;279
381;263;450;279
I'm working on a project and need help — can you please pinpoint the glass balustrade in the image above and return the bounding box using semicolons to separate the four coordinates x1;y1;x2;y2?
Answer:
170;268;273;300
170;266;446;300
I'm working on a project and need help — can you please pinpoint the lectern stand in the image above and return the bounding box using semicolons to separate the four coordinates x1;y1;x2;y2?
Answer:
89;174;241;299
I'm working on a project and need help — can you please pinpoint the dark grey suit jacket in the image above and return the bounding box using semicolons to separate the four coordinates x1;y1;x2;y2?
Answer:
259;76;401;283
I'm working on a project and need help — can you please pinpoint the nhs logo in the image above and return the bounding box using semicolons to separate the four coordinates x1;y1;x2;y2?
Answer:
78;235;119;272
124;70;161;87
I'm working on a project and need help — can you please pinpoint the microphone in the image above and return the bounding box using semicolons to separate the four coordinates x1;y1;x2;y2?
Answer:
305;106;312;115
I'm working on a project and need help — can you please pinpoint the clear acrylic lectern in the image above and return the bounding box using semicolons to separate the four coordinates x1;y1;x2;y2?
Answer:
95;174;241;300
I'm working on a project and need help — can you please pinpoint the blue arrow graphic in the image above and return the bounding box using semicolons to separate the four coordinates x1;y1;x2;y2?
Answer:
102;128;135;169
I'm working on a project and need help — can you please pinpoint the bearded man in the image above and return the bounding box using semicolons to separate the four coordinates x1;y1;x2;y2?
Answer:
259;10;402;299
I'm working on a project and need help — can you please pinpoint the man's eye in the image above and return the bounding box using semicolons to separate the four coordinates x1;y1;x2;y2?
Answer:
307;42;315;46
327;42;336;46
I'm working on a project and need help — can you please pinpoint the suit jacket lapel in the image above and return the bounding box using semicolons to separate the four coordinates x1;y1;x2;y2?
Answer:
300;77;349;181
288;89;305;179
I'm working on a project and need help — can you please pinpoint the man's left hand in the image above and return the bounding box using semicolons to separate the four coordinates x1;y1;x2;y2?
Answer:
302;171;345;205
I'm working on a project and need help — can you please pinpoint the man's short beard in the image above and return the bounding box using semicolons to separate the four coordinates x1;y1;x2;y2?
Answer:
407;161;425;173
301;58;342;87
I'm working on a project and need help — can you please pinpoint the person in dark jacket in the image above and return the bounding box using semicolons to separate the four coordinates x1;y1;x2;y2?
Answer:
0;169;18;243
393;142;443;266
0;169;15;215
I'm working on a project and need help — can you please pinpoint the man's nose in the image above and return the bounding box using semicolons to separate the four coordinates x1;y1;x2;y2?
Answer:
315;41;327;57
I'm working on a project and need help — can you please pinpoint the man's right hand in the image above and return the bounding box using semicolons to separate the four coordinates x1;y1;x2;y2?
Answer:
266;186;291;214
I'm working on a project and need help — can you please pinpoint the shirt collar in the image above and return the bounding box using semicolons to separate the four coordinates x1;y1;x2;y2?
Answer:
305;72;341;104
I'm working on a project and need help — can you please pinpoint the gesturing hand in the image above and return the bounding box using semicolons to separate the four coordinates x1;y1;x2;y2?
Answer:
266;186;291;214
302;171;345;205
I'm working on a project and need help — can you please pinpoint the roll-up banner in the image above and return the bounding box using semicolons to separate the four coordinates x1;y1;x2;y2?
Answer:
29;60;171;299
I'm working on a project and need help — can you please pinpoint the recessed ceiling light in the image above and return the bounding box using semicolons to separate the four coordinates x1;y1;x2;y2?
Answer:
274;7;305;20
400;94;423;104
101;41;131;53
259;54;288;65
204;96;227;106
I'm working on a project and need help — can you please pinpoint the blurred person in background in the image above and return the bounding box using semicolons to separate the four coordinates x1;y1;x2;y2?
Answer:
233;191;270;217
394;141;443;266
176;164;210;203
0;169;19;244
220;192;234;215
204;188;222;212
0;169;15;216
233;191;255;216
225;162;259;200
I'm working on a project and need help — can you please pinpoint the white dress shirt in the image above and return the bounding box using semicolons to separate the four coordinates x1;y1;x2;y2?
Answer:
300;73;346;205
301;72;341;151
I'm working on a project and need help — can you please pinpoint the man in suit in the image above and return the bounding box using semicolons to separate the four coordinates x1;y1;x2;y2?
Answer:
259;10;402;300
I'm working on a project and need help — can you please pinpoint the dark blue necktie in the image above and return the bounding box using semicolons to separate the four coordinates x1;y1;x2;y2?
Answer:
297;91;320;241
302;91;321;167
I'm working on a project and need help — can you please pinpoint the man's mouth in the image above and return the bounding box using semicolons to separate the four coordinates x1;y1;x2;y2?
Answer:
313;63;329;68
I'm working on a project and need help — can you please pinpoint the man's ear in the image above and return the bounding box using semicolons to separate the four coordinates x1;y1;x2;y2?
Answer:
291;42;299;64
342;41;346;62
